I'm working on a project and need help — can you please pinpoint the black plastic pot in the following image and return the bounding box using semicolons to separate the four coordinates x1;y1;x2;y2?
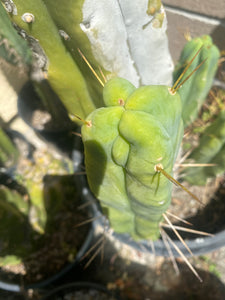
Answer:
42;282;122;300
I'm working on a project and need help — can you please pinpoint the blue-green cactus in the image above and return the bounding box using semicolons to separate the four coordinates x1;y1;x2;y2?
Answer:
173;35;220;127
82;77;183;240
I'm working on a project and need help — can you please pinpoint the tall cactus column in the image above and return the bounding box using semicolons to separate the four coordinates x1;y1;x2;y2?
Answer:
3;0;95;119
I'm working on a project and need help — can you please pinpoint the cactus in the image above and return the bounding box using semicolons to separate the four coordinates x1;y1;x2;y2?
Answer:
3;0;95;119
0;0;173;123
173;35;220;127
0;1;224;283
82;77;183;240
0;127;19;167
183;110;225;185
0;1;32;66
0;149;74;266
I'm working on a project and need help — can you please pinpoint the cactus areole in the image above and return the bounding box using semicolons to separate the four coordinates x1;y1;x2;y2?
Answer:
82;77;183;240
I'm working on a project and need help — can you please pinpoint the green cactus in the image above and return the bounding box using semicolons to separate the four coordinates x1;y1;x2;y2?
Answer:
1;0;174;124
183;110;225;185
0;0;223;256
0;149;74;266
0;1;32;66
0;127;19;167
82;77;183;240
0;184;37;263
173;35;220;128
42;0;107;109
3;0;95;119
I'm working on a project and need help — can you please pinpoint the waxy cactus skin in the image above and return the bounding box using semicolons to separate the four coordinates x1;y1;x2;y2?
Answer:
82;78;183;240
173;35;220;127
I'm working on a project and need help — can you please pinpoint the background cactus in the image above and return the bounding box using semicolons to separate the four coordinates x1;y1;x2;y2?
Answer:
0;148;76;268
183;110;225;185
0;1;31;67
0;126;19;168
173;35;220;128
0;0;173;123
172;35;224;186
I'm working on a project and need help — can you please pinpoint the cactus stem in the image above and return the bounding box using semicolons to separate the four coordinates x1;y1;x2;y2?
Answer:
171;46;204;94
77;48;105;87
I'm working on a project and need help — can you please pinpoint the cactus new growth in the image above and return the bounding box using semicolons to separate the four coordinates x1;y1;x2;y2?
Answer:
82;77;183;240
173;35;220;127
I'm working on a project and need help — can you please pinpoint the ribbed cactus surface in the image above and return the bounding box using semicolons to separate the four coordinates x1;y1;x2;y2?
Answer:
173;35;220;127
82;78;183;240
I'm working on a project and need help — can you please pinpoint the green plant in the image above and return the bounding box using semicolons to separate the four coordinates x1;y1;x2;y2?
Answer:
183;111;225;185
82;77;183;240
0;0;173;122
0;149;74;267
0;126;19;167
173;35;220;128
0;1;31;67
0;0;224;282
